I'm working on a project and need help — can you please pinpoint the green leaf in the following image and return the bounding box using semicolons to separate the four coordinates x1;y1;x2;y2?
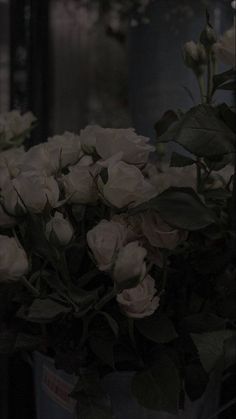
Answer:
132;354;180;413
159;105;235;157
26;297;71;322
89;334;115;368
131;187;215;231
170;152;196;167
217;81;236;91
218;103;236;133
191;330;236;373
135;314;178;343
213;68;236;92
96;312;119;338
184;363;208;401
182;313;227;333
155;110;179;137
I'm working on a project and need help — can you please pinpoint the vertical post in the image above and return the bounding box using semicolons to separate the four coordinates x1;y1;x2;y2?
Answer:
29;0;50;144
10;0;50;145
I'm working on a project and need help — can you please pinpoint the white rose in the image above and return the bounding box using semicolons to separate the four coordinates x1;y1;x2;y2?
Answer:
2;172;59;215
47;131;82;169
0;147;25;182
22;143;58;175
87;219;127;271
46;212;74;246
95;127;155;166
62;164;98;204
0;110;36;142
214;27;235;67
141;211;188;250
101;161;156;209
80;125;101;153
0;204;16;228
0;235;29;281
117;275;160;318
113;241;147;283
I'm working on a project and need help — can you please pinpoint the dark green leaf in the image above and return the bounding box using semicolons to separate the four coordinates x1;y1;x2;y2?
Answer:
136;314;178;343
191;330;236;373
155;110;179;137
218;103;236;133
131;187;215;231
213;68;236;91
96;312;119;338
132;354;180;413
26;298;71;322
217;81;236;91
89;334;115;368
159;105;235;157
182;313;226;333
184;363;209;401
170;152;196;167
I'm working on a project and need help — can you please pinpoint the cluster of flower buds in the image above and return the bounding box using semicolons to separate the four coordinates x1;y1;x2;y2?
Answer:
183;41;207;76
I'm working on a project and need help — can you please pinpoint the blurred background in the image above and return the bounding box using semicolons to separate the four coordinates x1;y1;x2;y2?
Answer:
0;1;235;418
0;0;234;146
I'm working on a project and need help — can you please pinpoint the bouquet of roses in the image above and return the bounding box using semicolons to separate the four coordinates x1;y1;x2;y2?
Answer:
0;16;235;418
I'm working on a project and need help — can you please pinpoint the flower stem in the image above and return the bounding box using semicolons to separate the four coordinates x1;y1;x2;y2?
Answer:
206;50;213;104
21;276;40;297
197;74;206;104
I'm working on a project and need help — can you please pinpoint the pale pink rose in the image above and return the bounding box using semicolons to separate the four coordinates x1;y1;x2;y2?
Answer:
117;275;160;318
2;172;59;215
95;127;155;167
0;205;16;228
214;27;235;67
100;161;156;209
62;164;98;204
141;211;188;250
47;131;82;169
0;235;29;281
113;241;147;283
46;212;74;246
87;219;128;271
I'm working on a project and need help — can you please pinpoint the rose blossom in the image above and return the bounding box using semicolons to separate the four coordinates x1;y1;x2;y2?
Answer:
141;211;188;250
95;127;155;167
2;172;59;215
214;27;235;67
0;147;25;186
0;204;16;228
113;241;147;284
62;164;98;204
46;212;74;246
0;235;29;281
0;110;36;142
100;161;156;209
117;275;160;318
80;125;101;153
47;131;82;168
87;219;127;271
22;143;58;175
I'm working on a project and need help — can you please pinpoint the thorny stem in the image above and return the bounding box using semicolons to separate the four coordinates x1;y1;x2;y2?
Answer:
21;276;40;297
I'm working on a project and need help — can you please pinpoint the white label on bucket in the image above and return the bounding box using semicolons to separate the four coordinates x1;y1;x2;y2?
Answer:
42;365;76;413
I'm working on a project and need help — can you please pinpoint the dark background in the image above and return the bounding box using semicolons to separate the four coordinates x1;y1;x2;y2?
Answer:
0;1;235;418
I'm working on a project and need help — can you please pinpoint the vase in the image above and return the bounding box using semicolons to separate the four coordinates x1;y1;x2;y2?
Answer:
33;351;221;419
